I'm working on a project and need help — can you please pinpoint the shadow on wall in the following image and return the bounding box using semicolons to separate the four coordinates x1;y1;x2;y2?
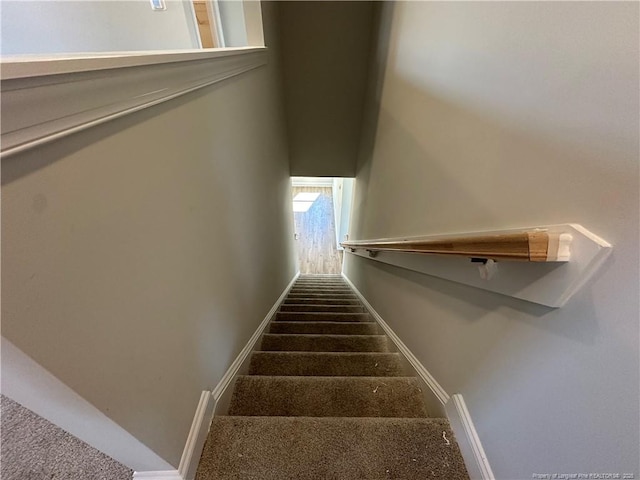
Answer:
355;1;395;205
359;255;607;344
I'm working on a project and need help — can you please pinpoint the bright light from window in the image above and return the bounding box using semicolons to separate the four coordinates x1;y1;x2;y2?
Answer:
293;192;320;202
293;201;314;212
292;192;320;213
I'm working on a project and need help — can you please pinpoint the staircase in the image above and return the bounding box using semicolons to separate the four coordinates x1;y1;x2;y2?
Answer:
196;275;469;479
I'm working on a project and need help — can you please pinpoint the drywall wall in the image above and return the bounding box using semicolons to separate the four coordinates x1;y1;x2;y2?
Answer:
279;1;374;177
345;2;639;479
1;1;297;467
0;0;198;55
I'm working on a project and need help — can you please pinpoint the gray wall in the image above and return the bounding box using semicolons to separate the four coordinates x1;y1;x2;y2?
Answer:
279;1;374;177
345;2;639;478
1;1;198;55
1;2;297;466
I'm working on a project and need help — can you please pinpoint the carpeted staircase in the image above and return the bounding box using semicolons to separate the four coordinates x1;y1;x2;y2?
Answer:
196;275;470;479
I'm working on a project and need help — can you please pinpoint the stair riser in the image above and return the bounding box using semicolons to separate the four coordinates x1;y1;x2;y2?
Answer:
276;312;371;322
269;322;378;335
248;352;404;376
260;334;388;352
298;276;343;279
279;304;365;313
229;376;427;418
283;298;361;305
287;293;358;299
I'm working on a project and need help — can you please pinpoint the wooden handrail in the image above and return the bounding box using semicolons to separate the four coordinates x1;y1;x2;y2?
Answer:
341;231;572;262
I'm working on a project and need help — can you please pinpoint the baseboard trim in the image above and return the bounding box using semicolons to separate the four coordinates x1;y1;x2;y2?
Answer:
132;470;181;479
342;273;494;480
211;271;300;404
341;274;450;407
446;394;496;480
176;390;215;480
171;271;300;480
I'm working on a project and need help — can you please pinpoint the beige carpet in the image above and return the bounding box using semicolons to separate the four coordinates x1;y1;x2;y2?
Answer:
1;395;132;480
196;275;470;479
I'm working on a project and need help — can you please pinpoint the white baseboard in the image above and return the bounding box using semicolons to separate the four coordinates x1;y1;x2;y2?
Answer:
446;394;496;480
158;272;300;480
342;273;494;480
132;471;181;480
177;391;215;480
210;271;300;415
341;274;449;415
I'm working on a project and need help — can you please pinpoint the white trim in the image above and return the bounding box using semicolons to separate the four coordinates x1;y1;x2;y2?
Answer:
185;1;204;50
209;0;226;48
211;271;300;403
445;395;495;480
341;274;450;406
177;391;215;480
342;275;494;479
132;471;181;480
1;48;266;158
291;177;335;187
242;0;265;47
1;47;263;78
161;272;300;480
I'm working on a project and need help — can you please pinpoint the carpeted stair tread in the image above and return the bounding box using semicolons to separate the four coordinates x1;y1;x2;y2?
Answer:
289;290;354;296
290;286;353;291
290;285;352;289
269;321;377;335
195;275;470;479
260;334;389;352
279;304;365;313
287;293;358;299
276;312;371;322
296;276;345;280
283;297;361;305
292;285;349;290
228;376;427;417
248;352;404;376
196;416;469;480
